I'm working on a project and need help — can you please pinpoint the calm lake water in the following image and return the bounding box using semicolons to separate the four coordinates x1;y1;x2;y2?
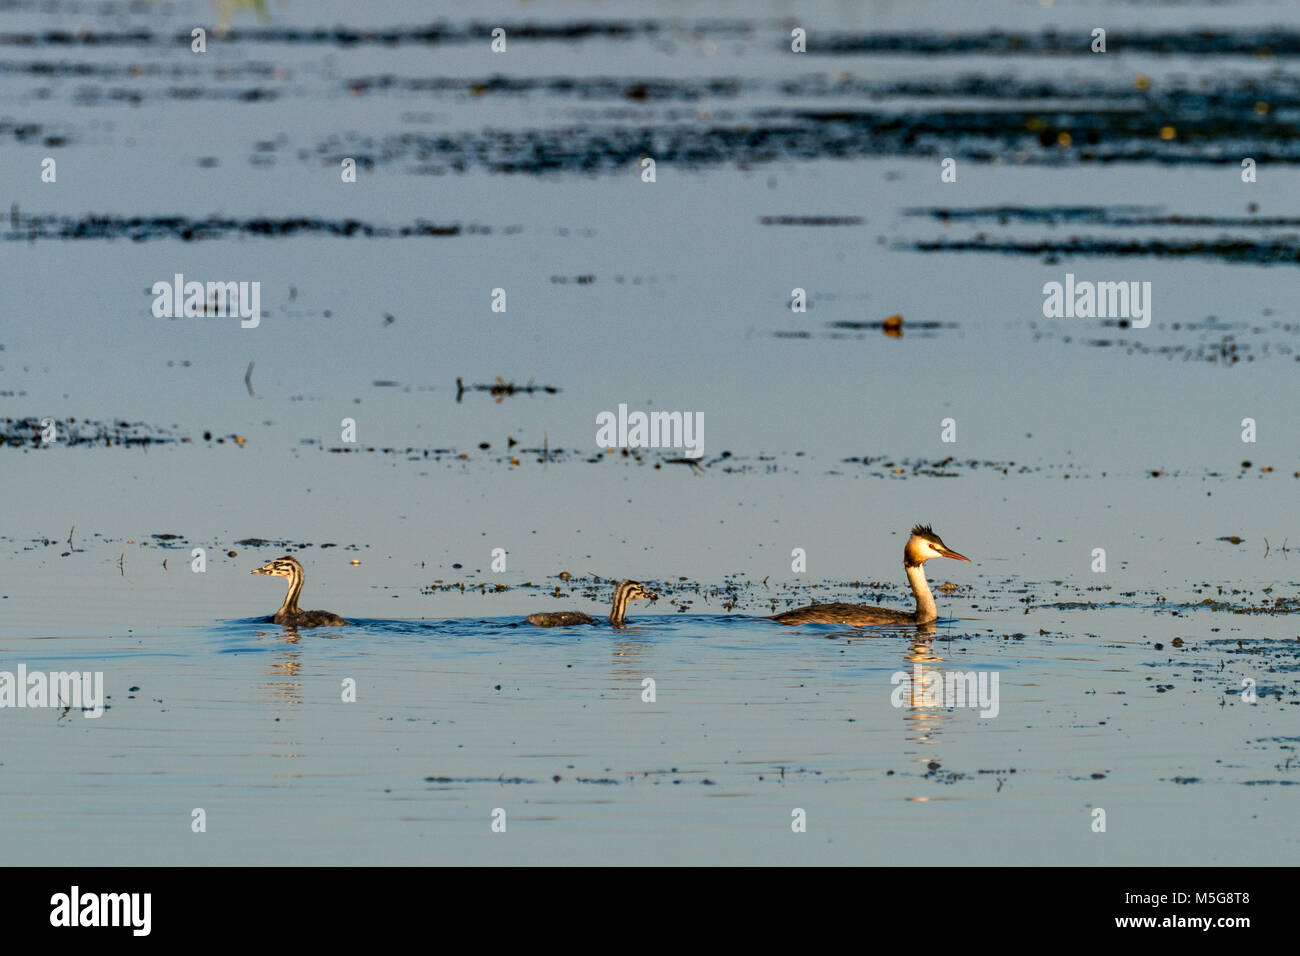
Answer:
0;0;1297;865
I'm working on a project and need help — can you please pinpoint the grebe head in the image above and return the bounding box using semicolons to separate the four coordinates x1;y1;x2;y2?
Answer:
619;580;659;603
904;524;970;567
250;555;303;578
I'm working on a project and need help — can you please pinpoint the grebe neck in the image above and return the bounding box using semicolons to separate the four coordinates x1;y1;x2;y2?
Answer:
905;561;937;624
609;582;632;626
280;567;304;617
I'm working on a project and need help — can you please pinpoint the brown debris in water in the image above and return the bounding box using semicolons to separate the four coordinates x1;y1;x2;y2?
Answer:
455;376;560;403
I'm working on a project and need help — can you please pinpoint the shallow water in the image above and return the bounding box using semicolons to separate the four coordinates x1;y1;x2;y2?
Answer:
1;0;1298;865
3;551;1296;865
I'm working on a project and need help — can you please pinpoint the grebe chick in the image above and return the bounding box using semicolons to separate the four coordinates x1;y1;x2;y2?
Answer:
525;579;658;628
771;525;970;627
250;555;347;627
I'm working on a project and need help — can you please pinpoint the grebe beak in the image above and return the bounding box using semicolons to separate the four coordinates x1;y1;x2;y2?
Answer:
939;548;971;562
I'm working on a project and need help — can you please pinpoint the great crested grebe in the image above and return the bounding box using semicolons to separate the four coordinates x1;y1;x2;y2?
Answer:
250;555;348;627
771;524;970;627
525;579;659;627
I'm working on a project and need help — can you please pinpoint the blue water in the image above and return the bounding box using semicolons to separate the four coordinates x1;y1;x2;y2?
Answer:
1;0;1297;865
3;586;1294;865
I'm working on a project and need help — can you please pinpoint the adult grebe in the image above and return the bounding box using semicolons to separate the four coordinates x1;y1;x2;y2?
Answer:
525;579;658;627
771;524;970;627
250;555;348;627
